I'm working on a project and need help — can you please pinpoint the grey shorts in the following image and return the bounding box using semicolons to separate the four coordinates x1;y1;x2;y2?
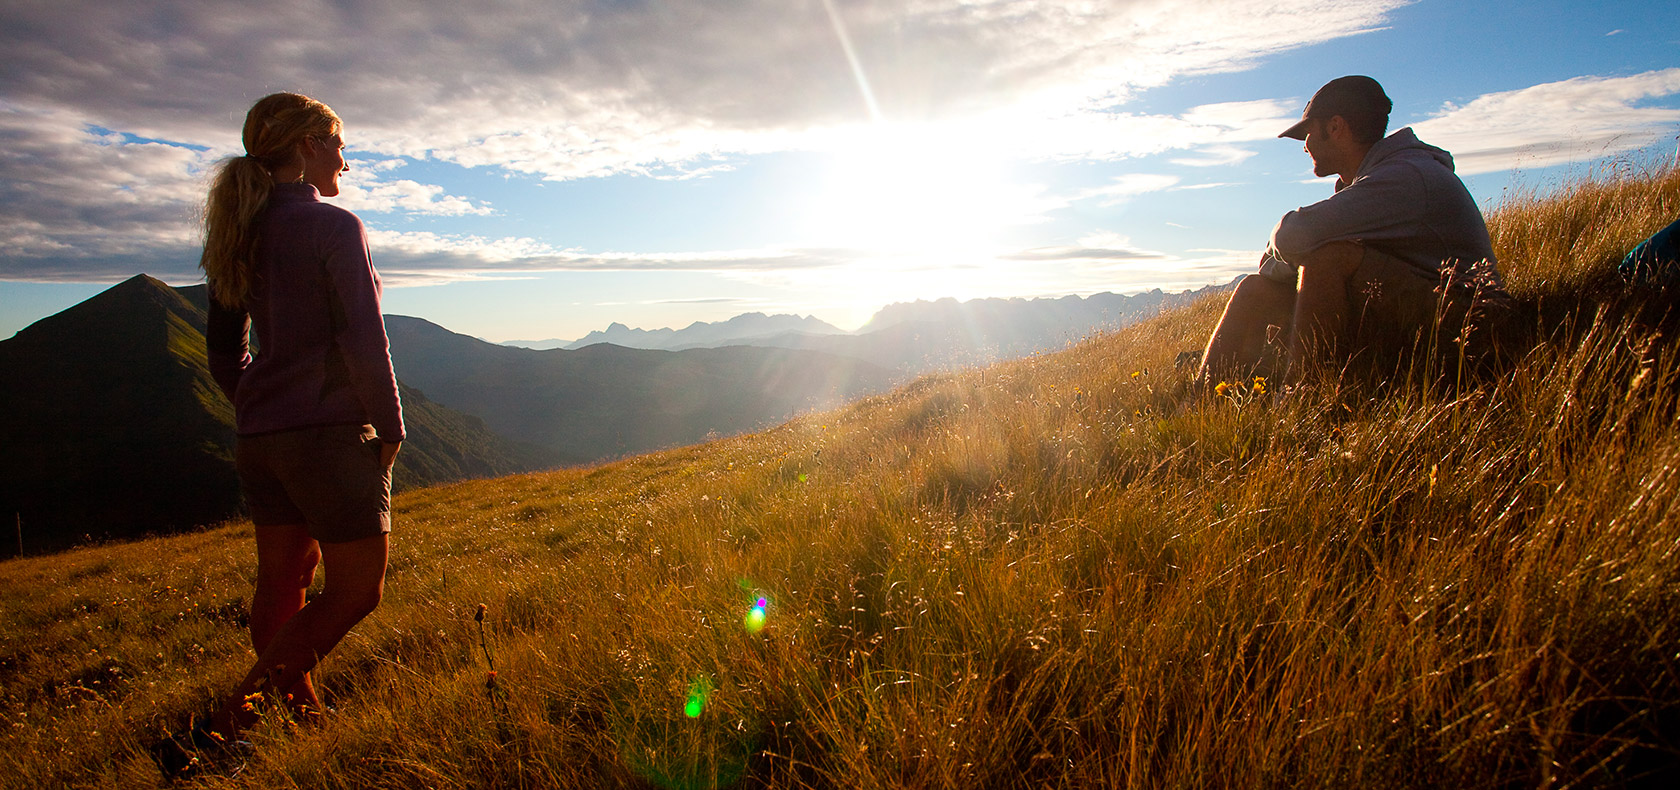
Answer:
1347;250;1446;329
235;423;392;543
1346;247;1513;351
1337;247;1525;366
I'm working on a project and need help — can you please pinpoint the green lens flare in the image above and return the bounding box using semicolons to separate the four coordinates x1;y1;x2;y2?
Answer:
684;677;713;718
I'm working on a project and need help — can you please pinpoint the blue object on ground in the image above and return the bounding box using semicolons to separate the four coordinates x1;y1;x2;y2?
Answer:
1620;215;1680;286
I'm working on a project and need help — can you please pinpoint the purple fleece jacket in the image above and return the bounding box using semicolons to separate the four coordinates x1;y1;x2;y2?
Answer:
208;183;405;441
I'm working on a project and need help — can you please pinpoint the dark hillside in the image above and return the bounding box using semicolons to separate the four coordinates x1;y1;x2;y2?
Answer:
0;276;556;553
0;275;239;551
390;381;557;489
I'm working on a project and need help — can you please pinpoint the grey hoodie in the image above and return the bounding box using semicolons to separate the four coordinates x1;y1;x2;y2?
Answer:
1259;127;1500;287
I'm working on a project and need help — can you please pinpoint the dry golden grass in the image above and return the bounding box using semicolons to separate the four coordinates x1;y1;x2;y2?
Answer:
1494;158;1680;312
3;163;1678;789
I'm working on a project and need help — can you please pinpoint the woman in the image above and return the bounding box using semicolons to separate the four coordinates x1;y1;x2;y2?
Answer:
201;92;403;739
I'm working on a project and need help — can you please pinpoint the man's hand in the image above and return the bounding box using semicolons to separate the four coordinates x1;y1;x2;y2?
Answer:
1257;251;1298;284
380;440;401;470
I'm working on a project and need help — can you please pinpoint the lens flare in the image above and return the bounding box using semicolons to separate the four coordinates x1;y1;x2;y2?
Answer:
684;677;713;718
744;597;768;634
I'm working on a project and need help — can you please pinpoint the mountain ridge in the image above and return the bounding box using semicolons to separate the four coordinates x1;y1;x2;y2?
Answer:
747;284;1235;371
503;283;1237;370
386;315;899;465
1;274;1226;552
553;311;846;351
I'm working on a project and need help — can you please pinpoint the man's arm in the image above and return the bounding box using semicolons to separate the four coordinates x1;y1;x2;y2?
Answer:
1270;162;1427;263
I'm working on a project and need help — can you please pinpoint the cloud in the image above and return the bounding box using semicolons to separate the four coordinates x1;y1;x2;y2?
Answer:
1409;68;1680;175
651;297;749;305
1018;244;1258;297
335;171;494;216
0;104;205;282
0;0;1404;177
1001;246;1162;262
0;103;501;281
998;230;1165;264
1003;98;1298;163
361;229;869;285
1021;230;1257;289
0;0;1402;283
1170;145;1258;168
1074;173;1182;206
1016;246;1256;297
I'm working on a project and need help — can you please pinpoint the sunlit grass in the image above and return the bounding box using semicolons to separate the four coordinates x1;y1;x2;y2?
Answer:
3;163;1679;788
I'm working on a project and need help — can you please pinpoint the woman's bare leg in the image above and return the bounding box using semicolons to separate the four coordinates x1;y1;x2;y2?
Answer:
250;523;323;717
216;532;387;737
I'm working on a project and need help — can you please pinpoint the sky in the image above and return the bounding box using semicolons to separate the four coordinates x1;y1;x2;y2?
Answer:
1;0;1677;343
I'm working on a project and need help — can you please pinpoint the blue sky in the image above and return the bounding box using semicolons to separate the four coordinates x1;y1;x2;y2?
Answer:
2;0;1676;342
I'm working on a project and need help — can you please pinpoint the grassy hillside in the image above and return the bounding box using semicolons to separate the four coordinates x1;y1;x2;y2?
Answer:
2;162;1678;788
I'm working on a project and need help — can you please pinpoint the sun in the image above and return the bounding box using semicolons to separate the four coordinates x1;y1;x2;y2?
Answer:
799;122;1042;260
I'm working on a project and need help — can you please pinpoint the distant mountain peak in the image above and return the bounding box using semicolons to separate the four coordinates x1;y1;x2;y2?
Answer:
564;312;843;351
855;290;1193;335
98;272;177;303
9;272;197;344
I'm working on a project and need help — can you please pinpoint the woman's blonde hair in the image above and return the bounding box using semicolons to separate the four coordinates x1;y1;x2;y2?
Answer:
200;93;342;308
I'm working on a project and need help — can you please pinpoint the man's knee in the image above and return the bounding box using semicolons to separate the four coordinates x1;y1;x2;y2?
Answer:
1235;271;1294;297
1228;272;1297;318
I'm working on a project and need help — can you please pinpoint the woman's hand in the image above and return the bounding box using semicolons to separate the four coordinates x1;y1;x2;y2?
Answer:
380;440;402;469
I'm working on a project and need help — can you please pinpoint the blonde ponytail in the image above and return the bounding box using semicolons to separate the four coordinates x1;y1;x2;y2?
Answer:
200;93;342;308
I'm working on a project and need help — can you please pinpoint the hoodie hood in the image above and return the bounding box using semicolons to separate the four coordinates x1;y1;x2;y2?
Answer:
1351;127;1454;183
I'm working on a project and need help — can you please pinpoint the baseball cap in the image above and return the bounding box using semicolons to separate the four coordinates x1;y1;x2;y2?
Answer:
1279;76;1391;140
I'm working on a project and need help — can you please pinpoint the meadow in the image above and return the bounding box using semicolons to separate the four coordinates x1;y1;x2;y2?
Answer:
2;161;1678;788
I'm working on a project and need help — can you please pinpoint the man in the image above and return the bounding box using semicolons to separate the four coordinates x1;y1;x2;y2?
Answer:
1198;75;1508;383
